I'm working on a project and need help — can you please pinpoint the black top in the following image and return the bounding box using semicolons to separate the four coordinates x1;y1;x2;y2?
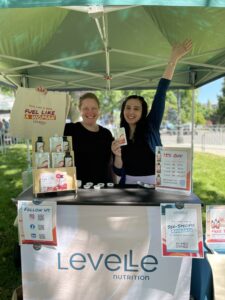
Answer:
122;139;155;176
116;79;171;184
64;122;113;184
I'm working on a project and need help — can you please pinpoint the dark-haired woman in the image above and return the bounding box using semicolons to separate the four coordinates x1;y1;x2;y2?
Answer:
111;40;192;185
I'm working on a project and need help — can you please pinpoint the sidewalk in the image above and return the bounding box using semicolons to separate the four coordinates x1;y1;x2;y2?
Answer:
161;134;225;157
194;145;225;157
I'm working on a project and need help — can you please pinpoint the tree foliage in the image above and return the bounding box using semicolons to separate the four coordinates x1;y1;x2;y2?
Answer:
216;78;225;124
63;76;225;126
0;85;14;96
68;86;219;126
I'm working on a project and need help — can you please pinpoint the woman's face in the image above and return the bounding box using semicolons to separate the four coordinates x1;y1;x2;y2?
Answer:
123;99;142;126
79;98;100;126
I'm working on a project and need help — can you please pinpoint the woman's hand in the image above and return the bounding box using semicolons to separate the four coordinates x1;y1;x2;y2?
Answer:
170;39;192;62
111;140;121;157
163;39;192;80
36;86;48;95
111;140;123;169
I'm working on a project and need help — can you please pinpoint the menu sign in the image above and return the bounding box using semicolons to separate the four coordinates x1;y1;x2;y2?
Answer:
155;147;191;194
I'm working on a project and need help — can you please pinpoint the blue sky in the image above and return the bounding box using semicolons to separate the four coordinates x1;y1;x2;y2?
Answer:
198;78;223;104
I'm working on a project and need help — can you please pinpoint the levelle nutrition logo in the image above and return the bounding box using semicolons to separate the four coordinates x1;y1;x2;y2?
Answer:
58;249;158;281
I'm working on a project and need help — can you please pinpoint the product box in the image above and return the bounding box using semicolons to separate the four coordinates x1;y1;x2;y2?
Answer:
52;152;65;168
49;136;64;152
114;127;127;146
35;152;50;169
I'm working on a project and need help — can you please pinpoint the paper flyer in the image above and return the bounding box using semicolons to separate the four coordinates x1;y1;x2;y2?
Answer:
161;203;203;258
155;146;191;194
18;201;57;245
40;171;68;192
206;205;225;251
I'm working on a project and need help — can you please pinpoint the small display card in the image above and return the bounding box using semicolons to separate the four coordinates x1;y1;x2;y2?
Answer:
18;201;57;245
40;171;68;192
161;203;203;258
206;205;225;252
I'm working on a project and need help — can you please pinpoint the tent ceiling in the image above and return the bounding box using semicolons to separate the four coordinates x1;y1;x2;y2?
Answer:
0;5;225;91
1;1;225;9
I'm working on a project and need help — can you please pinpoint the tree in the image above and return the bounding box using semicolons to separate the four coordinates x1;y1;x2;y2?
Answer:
0;85;14;96
216;78;225;124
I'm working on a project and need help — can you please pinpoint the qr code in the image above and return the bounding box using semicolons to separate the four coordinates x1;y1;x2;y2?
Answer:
38;214;45;221
39;234;46;239
38;224;45;230
176;242;188;248
29;214;35;220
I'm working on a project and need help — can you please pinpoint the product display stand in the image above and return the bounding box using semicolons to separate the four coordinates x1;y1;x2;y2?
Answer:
32;136;77;198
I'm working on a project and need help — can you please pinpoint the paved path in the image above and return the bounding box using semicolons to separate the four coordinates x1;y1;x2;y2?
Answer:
161;134;225;157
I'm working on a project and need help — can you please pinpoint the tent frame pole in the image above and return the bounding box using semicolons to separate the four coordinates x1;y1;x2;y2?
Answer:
190;71;197;193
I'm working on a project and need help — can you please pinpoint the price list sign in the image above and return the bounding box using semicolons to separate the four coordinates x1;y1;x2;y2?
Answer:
155;147;191;194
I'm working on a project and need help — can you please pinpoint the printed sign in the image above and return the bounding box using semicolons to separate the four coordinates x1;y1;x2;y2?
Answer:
161;203;203;258
18;201;57;245
206;205;225;251
155;147;191;194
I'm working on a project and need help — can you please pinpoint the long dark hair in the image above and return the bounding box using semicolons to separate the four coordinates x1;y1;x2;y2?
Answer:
120;95;148;142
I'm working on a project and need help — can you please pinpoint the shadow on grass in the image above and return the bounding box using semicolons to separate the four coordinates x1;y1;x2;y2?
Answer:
0;145;28;300
194;180;225;205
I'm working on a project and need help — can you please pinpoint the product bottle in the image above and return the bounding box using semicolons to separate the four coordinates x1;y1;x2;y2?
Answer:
35;136;44;152
156;174;161;185
156;150;161;161
64;152;73;167
63;136;70;152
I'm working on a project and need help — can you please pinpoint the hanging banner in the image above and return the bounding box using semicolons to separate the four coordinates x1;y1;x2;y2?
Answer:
21;205;192;300
9;87;70;138
18;200;57;246
155;147;191;195
206;205;225;252
161;203;203;258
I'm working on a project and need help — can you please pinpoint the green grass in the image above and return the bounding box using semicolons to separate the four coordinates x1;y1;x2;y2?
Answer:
193;153;225;205
0;145;225;299
193;152;225;228
0;145;28;300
